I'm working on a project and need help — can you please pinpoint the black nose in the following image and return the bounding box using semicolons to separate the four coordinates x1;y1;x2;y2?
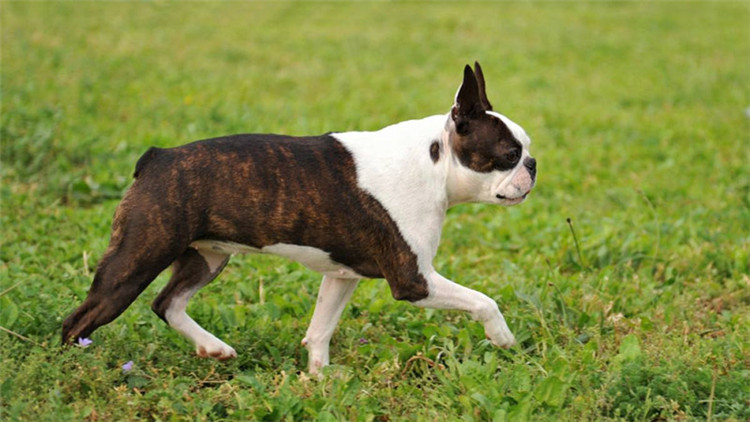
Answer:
524;157;537;178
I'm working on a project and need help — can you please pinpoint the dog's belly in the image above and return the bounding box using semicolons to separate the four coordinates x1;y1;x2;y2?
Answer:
190;240;363;279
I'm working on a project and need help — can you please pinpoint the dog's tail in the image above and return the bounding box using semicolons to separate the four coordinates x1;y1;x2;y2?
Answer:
133;147;163;178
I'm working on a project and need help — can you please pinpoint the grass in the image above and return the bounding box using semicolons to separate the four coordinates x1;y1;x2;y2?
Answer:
2;1;749;420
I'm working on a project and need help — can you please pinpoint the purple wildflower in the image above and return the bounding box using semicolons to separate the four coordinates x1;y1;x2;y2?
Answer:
358;338;369;345
122;361;134;373
77;337;93;348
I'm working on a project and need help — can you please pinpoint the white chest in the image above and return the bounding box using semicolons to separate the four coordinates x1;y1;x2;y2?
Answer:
334;115;450;272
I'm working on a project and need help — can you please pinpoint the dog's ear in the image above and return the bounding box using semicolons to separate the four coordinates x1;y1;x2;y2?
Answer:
473;61;493;111
451;64;487;134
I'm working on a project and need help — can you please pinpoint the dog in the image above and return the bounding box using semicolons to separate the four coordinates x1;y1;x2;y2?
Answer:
62;62;536;375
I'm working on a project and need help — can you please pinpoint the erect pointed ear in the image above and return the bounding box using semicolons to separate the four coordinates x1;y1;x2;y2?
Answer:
473;61;493;111
451;65;486;133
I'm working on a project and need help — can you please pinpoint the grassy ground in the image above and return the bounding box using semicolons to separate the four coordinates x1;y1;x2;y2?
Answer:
2;2;749;421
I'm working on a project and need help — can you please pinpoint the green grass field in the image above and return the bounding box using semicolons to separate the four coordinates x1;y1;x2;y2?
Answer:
2;2;749;420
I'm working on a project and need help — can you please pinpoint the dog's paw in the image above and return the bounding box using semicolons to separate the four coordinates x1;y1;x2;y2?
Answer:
486;329;517;349
484;317;517;349
308;359;327;379
196;340;237;361
302;338;330;378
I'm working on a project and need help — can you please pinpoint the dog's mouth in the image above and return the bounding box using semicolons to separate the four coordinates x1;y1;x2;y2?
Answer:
496;192;529;204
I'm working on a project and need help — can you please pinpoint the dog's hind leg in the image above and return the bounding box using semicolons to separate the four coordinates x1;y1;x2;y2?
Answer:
62;187;195;346
62;234;181;345
302;275;359;375
151;247;235;360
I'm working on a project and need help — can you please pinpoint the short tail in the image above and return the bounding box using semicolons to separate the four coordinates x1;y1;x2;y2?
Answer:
133;147;162;178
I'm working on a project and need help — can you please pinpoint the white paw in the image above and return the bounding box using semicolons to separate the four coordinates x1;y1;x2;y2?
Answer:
484;316;517;348
308;358;327;378
302;337;329;377
196;340;237;361
486;327;517;349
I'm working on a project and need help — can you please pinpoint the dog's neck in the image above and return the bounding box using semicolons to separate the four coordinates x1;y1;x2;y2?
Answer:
437;114;492;207
439;116;467;206
358;112;491;208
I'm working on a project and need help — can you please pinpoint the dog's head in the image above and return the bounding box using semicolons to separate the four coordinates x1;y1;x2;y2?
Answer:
445;62;535;206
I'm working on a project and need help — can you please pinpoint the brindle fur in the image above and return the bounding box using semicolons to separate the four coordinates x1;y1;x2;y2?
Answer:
62;135;429;344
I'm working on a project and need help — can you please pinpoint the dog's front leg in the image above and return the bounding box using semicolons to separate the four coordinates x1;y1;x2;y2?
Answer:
413;271;517;348
302;275;359;376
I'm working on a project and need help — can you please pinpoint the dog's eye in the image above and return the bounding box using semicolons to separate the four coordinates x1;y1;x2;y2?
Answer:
505;149;521;164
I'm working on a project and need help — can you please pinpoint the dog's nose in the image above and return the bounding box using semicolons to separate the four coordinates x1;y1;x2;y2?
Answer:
524;157;536;178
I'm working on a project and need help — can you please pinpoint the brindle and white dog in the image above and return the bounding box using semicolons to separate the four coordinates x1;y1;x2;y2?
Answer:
63;62;536;375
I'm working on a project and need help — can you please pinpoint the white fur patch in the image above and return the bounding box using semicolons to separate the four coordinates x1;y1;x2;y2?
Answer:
190;240;362;279
262;244;362;279
333;115;450;271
